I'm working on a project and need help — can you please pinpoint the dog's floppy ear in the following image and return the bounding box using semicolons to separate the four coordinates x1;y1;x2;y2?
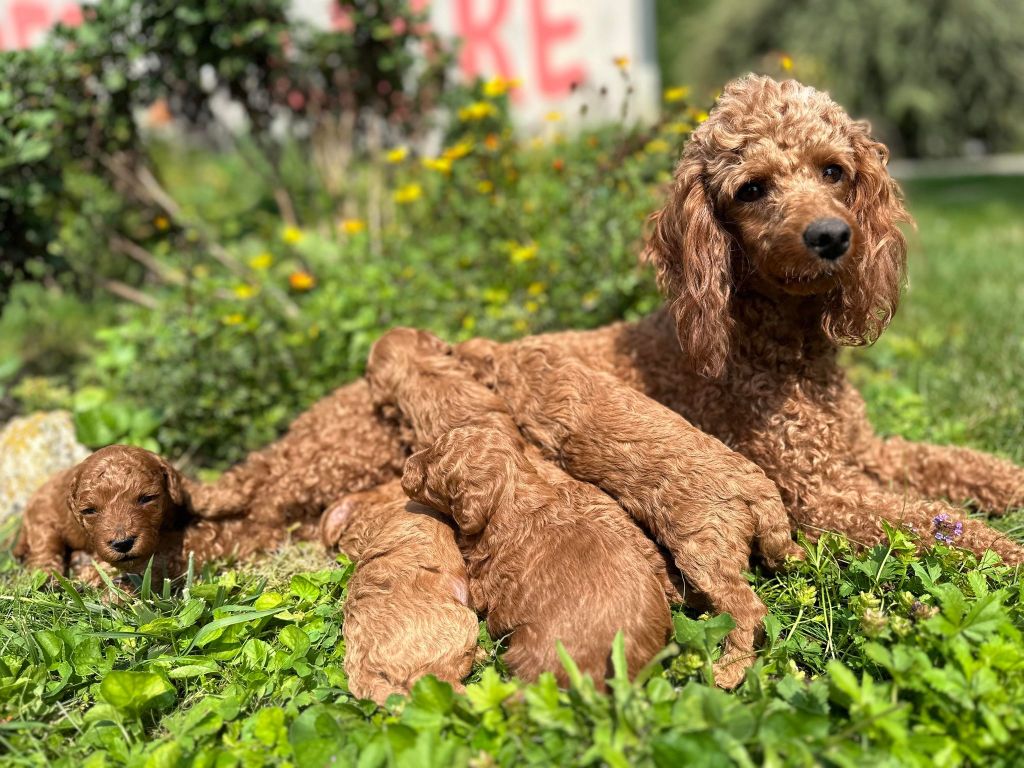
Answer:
646;149;735;378
157;455;185;507
65;462;85;520
824;121;912;347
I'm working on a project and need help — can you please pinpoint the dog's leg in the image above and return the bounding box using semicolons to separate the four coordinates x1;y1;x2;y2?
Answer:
794;477;1024;565
857;436;1024;516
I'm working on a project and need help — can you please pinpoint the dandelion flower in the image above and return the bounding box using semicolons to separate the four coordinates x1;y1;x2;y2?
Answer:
289;271;316;291
282;226;304;244
222;313;245;326
385;146;409;163
780;54;794;72
525;300;539;314
476;180;494;194
458;101;498;121
443;140;474;161
248;252;273;270
527;281;545;296
154;215;170;231
462;315;477;331
663;86;690;103
613;56;630;69
483;77;519;98
234;284;257;300
644;139;671;154
339;218;366;235
694;110;709;124
513;319;529;333
544;111;563;123
422;156;453;174
393;182;423;204
510;242;538;264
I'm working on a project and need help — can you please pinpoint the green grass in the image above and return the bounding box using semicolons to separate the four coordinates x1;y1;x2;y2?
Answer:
1;175;1023;767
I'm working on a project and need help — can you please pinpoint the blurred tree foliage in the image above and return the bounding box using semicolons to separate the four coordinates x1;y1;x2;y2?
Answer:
656;0;1024;157
0;0;451;303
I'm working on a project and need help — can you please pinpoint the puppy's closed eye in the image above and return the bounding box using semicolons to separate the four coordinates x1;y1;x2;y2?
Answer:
138;493;159;505
80;507;97;516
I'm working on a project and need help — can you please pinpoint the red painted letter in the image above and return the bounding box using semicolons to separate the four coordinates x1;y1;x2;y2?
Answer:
454;0;513;81
529;0;585;97
11;1;51;49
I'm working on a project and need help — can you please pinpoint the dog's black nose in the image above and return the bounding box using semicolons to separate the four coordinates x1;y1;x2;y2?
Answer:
110;536;137;554
803;218;851;260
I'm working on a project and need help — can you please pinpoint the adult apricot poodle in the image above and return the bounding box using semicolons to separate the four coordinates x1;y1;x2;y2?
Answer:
197;74;1023;565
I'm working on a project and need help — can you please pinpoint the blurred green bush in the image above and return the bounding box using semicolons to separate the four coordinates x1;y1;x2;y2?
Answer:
657;0;1024;157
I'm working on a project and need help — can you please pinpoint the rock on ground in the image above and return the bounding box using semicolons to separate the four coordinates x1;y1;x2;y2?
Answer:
0;411;89;526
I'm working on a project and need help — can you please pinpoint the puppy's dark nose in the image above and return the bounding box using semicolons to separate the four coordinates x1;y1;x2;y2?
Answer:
803;218;851;260
110;536;137;554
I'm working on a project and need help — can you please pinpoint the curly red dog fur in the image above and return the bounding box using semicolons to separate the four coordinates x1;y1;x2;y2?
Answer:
362;328;677;689
457;337;801;686
322;480;478;704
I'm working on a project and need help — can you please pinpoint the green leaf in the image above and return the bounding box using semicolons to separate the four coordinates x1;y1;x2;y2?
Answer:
99;671;175;716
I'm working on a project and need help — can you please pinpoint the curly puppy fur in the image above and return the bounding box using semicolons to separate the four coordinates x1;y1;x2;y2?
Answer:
15;445;288;582
367;328;676;688
190;379;407;526
458;338;801;687
323;480;478;704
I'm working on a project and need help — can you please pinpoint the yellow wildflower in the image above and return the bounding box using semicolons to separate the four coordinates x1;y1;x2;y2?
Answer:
443;140;474;161
248;252;273;270
393;183;423;204
483;77;520;98
289;271;316;291
462;315;476;332
527;282;545;296
282;226;304;244
385;146;409;163
664;121;691;135
484;133;501;151
222;313;245;326
422;156;453;174
513;319;529;333
483;287;510;304
780;54;794;72
644;139;671;154
613;56;630;70
694;110;709;124
525;300;539;314
510;242;538;264
154;215;170;231
458;101;498;121
663;86;690;103
544;111;563;123
476;180;494;194
234;284;257;300
339;218;366;235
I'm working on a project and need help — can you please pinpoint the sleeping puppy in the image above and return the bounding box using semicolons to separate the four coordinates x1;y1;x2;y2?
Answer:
15;444;283;582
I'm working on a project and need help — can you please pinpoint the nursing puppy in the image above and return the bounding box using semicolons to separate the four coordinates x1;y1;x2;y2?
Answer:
364;328;674;689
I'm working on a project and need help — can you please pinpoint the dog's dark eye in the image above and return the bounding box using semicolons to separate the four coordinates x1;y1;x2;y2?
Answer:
138;493;159;505
80;507;97;516
822;164;844;183
736;181;767;203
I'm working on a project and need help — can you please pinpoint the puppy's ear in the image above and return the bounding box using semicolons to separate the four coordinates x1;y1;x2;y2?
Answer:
646;150;735;378
824;121;912;347
157;455;185;507
65;463;85;520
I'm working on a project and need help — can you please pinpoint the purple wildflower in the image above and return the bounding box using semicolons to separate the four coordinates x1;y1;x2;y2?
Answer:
932;513;963;543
